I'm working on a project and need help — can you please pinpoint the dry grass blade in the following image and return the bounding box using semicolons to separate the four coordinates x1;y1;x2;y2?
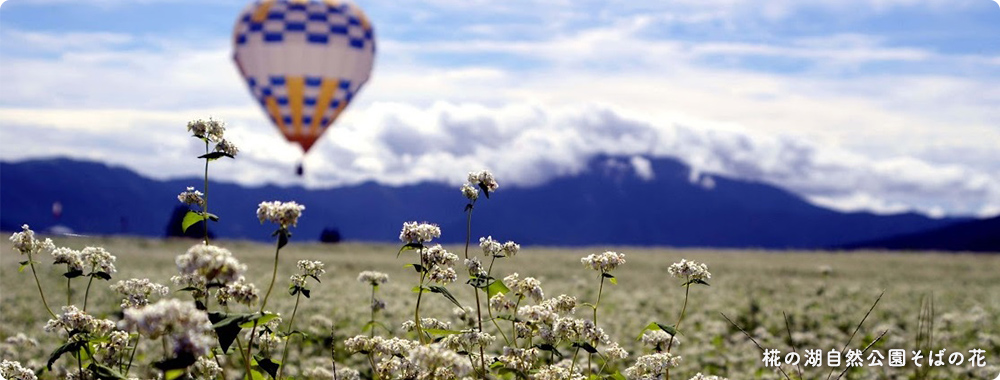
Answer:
834;329;888;380
825;289;884;380
721;312;793;380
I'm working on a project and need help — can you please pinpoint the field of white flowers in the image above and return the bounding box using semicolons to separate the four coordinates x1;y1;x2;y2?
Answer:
1;119;997;380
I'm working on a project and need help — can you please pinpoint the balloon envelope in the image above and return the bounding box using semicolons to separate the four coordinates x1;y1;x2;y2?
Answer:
232;0;375;153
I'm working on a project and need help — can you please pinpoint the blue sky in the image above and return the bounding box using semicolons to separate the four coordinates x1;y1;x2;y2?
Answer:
1;0;998;217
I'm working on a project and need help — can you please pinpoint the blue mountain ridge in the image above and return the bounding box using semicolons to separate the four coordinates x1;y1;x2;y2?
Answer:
0;156;967;249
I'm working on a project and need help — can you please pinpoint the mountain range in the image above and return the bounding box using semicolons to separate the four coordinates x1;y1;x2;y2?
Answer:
1;156;994;251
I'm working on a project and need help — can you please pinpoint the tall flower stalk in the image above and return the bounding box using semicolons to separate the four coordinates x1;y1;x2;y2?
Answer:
277;260;325;379
181;118;238;245
10;225;57;319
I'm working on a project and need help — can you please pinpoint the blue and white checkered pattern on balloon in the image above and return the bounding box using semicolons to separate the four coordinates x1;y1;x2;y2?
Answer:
234;1;375;50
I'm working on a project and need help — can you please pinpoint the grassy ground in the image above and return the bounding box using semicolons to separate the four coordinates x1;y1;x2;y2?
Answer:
2;235;998;379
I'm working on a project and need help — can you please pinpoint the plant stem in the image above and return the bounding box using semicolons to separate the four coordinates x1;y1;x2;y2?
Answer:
203;140;210;245
248;234;283;375
414;268;428;344
463;203;489;379
67;277;72;306
511;296;522;348
666;276;690;353
83;275;95;312
277;292;303;379
369;286;377;338
125;335;141;376
27;251;57;319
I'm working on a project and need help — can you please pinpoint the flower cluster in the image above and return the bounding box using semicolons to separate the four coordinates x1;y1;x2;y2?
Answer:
187;118;226;142
121;299;215;358
667;259;712;281
177;187;206;208
214;138;240;157
175;244;247;286
408;343;473;380
467;170;499;193
641;329;680;350
479;236;520;257
552;317;609;344
503;273;545;302
111;278;169;309
497;346;540;372
358;270;390;286
402;318;450;332
0;360;37;380
256;201;306;229
399;221;441;244
44;306;117;341
441;329;496;350
623;352;682;380
688;374;729;380
581;251;626;273
297;260;326;278
9;225;54;256
216;277;259;306
81;246;117;275
461;183;479;201
422;245;459;284
51;247;84;272
344;335;419;356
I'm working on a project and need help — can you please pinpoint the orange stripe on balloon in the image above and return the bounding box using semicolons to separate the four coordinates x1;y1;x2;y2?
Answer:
251;0;275;23
265;96;287;133
287;76;305;136
309;78;339;134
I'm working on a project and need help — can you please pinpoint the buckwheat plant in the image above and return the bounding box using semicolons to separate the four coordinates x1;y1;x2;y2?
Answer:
277;260;327;378
10;225;57;318
182;118;238;244
119;298;215;377
398;222;461;345
459;170;500;378
358;271;391;337
580;251;626;374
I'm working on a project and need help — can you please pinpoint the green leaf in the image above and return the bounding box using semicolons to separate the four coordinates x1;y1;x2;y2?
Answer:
63;269;84;279
206;213;220;222
87;363;126;380
486;279;510;298
683;278;710;287
255;356;280;379
154;352;197;371
198;152;227;160
397;243;423;258
92;271;112;281
164;369;188;380
18;260;31;273
240;313;279;328
302;288;311;298
429;285;463;308
636;322;678;341
610;372;627;380
276;230;289;250
411;286;429;293
478;183;491;199
243;367;266;380
406;263;426;274
423;328;462;337
464;204;473;212
208;312;244;353
176;286;202;293
181;211;204;233
47;340;86;370
609;277;618;285
535;344;564;359
581;302;597;310
572;342;598;354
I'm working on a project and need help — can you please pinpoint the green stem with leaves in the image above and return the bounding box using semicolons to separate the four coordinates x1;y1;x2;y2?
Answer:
369;286;377;338
247;231;284;376
664;275;691;380
414;261;429;345
463;200;489;379
485;256;511;346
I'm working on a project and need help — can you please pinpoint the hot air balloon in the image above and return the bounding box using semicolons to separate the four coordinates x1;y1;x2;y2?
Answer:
232;0;375;174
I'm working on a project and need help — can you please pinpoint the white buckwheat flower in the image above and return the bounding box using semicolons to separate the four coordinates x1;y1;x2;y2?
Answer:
297;260;326;278
503;273;544;302
465;257;487;277
176;244;247;286
120;299;214;357
480;236;502;257
187;118;226;142
402;318;450;332
111;278;169;309
0;359;37;380
52;247;84;272
177;187;205;208
667;259;711;281
214;139;239;157
641;329;680;350
357;270;390;285
81;246;117;275
467;170;499;192
461;183;479;201
44;306;117;340
9;225;55;256
502;241;520;257
498;347;539;372
605;342;629;361
623;353;681;380
399;221;441;244
581;251;626;273
688;374;729;380
256;201;305;228
490;292;515;312
216;276;259;307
